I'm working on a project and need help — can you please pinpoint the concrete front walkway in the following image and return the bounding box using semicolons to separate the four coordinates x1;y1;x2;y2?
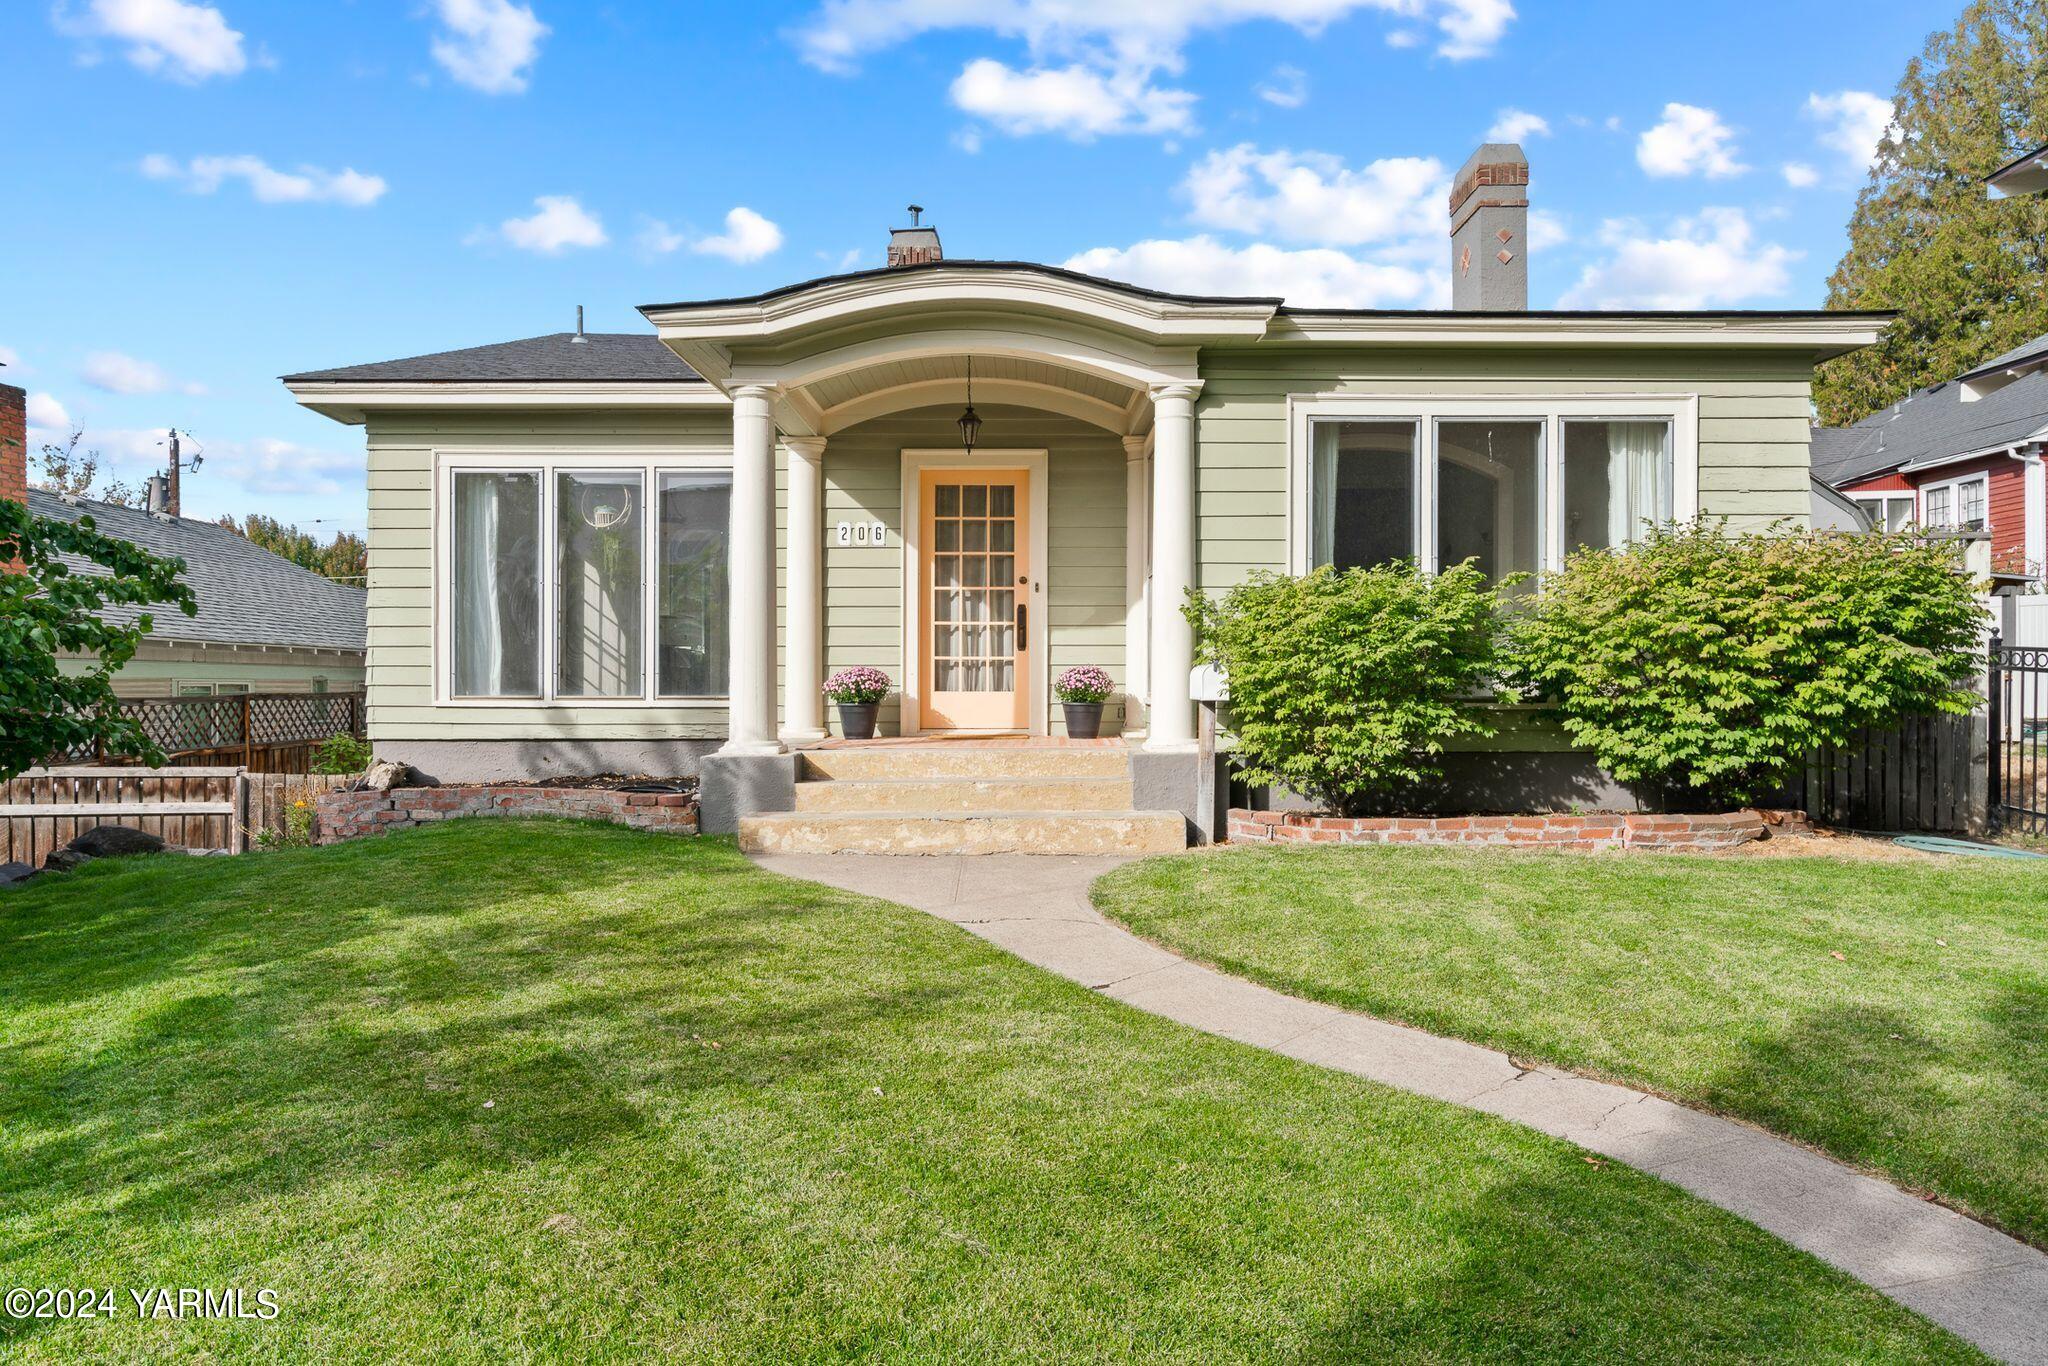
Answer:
750;851;2048;1364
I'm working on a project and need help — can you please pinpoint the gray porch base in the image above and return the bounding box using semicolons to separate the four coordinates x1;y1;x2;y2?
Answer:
698;753;800;834
385;739;720;787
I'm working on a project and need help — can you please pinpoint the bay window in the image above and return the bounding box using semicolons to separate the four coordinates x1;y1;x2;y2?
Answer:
442;455;732;703
1292;397;1692;577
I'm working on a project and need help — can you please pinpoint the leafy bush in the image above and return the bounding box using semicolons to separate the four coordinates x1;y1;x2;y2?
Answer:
1187;562;1508;815
1055;666;1115;703
1509;521;1984;806
310;732;373;775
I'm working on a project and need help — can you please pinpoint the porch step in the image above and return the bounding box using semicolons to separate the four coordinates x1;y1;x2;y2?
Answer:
738;810;1187;856
792;776;1135;814
799;747;1129;782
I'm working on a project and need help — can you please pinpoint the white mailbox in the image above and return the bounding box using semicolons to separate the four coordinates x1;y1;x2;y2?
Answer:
1188;663;1229;702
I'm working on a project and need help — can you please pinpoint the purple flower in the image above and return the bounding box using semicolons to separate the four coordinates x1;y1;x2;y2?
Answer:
824;666;892;704
1055;665;1115;703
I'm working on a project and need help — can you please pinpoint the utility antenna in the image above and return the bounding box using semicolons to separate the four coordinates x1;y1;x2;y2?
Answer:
159;428;202;518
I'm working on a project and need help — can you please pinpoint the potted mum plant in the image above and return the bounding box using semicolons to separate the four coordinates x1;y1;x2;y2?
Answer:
824;666;891;740
1054;665;1115;739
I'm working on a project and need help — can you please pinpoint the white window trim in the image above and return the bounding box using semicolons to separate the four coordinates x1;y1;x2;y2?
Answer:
1849;491;1915;530
432;447;734;708
1920;471;1988;530
1285;393;1700;575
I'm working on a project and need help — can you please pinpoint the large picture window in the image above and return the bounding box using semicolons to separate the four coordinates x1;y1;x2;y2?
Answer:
440;456;731;703
1295;399;1689;578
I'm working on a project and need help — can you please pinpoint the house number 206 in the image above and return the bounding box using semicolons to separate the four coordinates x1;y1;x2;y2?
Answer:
834;520;888;547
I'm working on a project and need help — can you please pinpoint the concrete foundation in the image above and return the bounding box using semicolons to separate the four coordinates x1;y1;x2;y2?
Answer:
698;752;800;834
1129;749;1232;842
386;739;719;786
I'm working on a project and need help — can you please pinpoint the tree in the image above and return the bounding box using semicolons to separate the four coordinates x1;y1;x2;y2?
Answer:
215;513;367;584
34;431;143;507
1815;0;2048;426
0;500;196;781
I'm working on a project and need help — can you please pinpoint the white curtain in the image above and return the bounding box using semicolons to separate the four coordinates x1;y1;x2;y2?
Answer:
454;475;504;695
1311;422;1340;567
1605;421;1671;546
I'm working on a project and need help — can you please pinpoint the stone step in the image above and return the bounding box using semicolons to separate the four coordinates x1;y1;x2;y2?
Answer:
792;776;1135;814
738;810;1186;856
798;747;1129;782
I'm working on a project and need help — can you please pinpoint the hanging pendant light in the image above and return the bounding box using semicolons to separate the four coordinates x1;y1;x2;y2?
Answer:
957;356;983;454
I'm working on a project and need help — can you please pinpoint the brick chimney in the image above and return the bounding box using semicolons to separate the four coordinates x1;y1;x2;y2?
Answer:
887;204;942;268
1448;143;1529;311
0;383;25;508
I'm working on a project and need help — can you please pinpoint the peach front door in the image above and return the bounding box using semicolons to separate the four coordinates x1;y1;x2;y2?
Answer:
919;469;1030;730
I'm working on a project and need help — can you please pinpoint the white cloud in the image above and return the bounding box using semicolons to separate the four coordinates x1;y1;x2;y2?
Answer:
692;207;785;263
636;217;688;256
1636;102;1745;179
1487;107;1548;142
1560;208;1797;309
1255;63;1307;109
139;153;387;206
1065;236;1443;309
211;436;365;498
55;0;247;83
81;350;203;396
26;393;73;436
1181;143;1444;248
426;0;546;94
1526;208;1568;250
490;195;607;254
0;346;21;373
950;58;1194;139
1781;161;1820;188
952;126;984;153
833;248;865;271
1804;90;1893;173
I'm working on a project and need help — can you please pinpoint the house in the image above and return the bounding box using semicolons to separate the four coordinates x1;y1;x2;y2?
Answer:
1811;334;2048;592
1987;139;2048;198
283;143;1887;847
28;489;367;698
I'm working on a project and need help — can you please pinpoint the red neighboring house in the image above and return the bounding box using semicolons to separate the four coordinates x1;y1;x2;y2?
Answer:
1812;331;2048;590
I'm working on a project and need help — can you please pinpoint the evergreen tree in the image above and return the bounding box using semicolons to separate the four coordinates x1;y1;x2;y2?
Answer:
1816;0;2048;426
216;513;367;584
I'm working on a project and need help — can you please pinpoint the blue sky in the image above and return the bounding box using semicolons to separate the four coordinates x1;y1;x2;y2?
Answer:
2;0;1957;534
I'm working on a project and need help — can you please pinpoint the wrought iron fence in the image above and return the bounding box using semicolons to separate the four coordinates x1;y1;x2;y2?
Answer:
58;692;366;773
1989;635;2047;837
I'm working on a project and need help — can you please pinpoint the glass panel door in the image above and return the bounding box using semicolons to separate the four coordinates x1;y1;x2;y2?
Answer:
922;471;1028;730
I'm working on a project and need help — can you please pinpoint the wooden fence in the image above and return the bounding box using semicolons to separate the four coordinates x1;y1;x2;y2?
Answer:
1784;711;1988;835
56;692;366;774
0;768;356;868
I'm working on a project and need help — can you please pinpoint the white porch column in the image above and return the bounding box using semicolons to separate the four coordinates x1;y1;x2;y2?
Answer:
782;436;828;743
723;384;784;754
1145;383;1201;751
1122;433;1151;738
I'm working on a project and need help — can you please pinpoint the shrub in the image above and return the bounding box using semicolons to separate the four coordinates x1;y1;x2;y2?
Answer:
1187;562;1508;816
823;667;891;705
311;732;373;775
1055;666;1115;703
1509;521;1984;806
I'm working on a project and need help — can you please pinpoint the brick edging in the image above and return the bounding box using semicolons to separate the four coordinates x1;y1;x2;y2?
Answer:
1226;808;1809;852
314;786;698;844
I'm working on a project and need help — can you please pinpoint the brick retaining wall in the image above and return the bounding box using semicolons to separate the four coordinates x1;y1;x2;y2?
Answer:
1226;808;1808;852
315;786;698;844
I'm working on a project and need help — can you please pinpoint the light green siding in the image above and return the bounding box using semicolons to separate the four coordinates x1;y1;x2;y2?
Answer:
61;644;364;699
814;404;1127;737
1192;346;1817;590
362;409;734;743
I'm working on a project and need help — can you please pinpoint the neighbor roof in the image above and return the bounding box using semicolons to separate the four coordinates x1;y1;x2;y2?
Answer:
1811;331;2048;486
1986;140;2048;197
282;333;703;384
28;490;367;654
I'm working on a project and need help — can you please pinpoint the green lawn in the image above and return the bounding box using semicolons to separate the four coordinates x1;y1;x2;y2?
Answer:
0;822;1976;1360
1094;844;2048;1251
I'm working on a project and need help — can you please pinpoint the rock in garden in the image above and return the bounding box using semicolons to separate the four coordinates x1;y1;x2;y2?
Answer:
69;825;167;858
43;848;91;873
360;758;414;792
0;862;35;887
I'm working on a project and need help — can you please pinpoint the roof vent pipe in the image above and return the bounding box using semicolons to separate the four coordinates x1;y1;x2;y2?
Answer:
1448;143;1529;311
145;474;170;515
571;305;588;343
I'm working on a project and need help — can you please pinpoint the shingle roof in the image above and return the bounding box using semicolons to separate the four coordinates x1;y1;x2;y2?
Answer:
1811;332;2048;487
28;490;367;654
282;333;702;384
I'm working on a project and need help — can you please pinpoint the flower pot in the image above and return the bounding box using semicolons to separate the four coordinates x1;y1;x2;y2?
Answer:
837;702;880;740
1061;701;1105;740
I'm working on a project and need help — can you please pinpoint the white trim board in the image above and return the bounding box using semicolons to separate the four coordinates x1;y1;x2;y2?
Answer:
1284;392;1701;575
897;449;1051;737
